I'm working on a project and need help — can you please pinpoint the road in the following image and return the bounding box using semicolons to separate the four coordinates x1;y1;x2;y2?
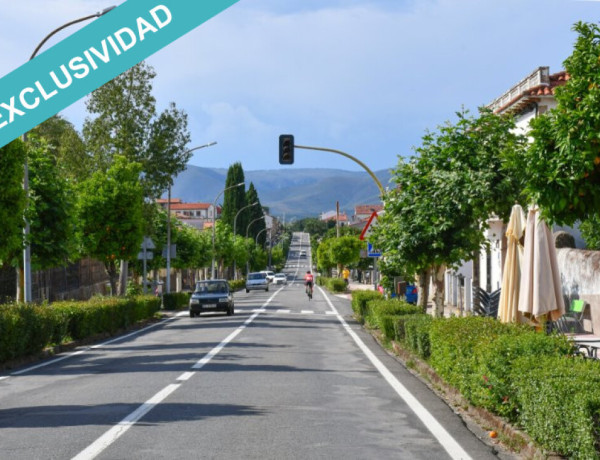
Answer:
0;232;500;459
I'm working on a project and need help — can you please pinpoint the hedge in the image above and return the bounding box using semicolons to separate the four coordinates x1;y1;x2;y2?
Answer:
350;290;383;322
317;276;347;293
162;292;190;311
366;299;422;331
0;295;161;364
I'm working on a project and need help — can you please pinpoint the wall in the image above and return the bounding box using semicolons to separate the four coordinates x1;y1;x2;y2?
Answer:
556;248;600;333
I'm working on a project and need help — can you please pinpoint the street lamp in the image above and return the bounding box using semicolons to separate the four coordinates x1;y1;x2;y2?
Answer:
245;215;265;275
22;6;116;303
211;181;245;279
233;201;258;280
165;142;217;293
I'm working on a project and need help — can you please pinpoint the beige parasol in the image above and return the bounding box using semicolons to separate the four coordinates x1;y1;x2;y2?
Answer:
498;204;526;323
517;206;565;321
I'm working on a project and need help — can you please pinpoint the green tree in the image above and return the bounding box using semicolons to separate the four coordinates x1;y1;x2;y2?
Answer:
83;61;191;199
373;109;525;314
245;182;266;245
0;140;26;264
76;156;145;294
27;138;76;270
580;214;600;250
519;22;600;226
30;115;88;182
221;163;247;234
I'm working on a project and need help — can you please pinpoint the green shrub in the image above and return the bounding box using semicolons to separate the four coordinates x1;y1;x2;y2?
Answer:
403;315;433;359
228;279;246;291
367;299;422;330
162;292;190;311
327;278;347;293
471;331;574;420
393;313;424;343
512;355;600;459
350;290;383;323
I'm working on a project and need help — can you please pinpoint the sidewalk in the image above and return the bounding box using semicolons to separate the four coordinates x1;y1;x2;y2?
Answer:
335;281;374;300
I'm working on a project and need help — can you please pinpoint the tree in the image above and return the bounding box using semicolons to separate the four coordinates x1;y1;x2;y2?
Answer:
520;22;600;226
0;140;26;265
83;61;191;199
245;182;266;245
316;235;362;276
26;138;76;270
76;156;145;294
221;163;247;234
373;109;525;315
580;214;600;250
30;115;89;183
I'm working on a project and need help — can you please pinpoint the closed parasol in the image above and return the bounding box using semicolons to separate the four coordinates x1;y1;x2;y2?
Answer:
517;206;565;321
498;204;526;323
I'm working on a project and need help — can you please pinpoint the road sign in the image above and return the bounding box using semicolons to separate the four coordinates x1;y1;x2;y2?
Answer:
359;211;379;241
137;251;153;260
367;242;381;258
162;244;177;258
141;237;156;250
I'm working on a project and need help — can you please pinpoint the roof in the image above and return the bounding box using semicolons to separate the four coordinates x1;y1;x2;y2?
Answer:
355;204;383;215
488;67;568;115
169;203;212;211
156;198;182;204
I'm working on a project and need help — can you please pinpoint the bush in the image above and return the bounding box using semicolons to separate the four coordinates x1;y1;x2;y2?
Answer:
162;292;190;311
367;299;422;330
512;355;600;459
403;315;433;359
229;279;246;291
350;290;383;323
0;296;160;364
317;276;347;293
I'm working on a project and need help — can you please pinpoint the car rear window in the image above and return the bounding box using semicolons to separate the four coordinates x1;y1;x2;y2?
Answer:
248;273;266;280
195;282;228;293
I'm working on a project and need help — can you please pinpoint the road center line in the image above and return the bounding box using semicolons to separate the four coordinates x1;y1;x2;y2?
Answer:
317;286;472;460
71;288;282;460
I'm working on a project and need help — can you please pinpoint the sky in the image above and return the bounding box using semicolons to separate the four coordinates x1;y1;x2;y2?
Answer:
1;0;600;173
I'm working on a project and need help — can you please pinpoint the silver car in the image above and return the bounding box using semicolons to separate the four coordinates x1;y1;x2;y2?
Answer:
246;272;269;292
273;273;287;285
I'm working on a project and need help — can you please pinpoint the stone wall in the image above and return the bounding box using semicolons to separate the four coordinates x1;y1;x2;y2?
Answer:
556;248;600;333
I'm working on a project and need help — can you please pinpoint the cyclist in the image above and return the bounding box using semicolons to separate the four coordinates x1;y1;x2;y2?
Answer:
304;270;314;298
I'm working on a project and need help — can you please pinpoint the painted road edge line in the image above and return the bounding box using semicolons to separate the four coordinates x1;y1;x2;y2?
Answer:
317;285;472;460
71;287;283;460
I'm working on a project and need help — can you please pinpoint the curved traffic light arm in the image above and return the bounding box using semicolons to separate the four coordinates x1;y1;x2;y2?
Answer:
295;144;385;196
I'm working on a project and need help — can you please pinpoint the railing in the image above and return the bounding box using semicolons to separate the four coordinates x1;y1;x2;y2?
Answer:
487;66;550;113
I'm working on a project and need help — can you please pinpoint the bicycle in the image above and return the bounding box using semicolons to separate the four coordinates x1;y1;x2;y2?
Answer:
305;283;313;300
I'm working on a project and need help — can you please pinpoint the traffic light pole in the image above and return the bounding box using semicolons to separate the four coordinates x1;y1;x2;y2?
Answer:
294;145;385;196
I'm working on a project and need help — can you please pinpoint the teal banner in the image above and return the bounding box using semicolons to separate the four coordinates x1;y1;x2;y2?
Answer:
0;0;239;148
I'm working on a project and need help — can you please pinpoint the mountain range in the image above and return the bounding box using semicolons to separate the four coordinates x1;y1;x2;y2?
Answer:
169;166;393;219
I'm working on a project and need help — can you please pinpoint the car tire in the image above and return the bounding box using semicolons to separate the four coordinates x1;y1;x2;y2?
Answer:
246;289;249;293
189;311;194;318
265;287;269;292
227;307;233;316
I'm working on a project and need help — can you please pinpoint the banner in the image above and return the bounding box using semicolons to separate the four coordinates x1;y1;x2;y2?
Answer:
0;0;239;148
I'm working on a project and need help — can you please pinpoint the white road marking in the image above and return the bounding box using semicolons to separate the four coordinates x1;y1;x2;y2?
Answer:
301;310;314;314
317;286;472;460
72;287;284;460
277;309;291;314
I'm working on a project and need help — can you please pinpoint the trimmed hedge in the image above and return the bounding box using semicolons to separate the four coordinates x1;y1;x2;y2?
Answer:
162;292;190;311
403;315;433;359
317;276;347;293
0;295;161;364
350;290;383;322
366;299;422;331
229;279;246;291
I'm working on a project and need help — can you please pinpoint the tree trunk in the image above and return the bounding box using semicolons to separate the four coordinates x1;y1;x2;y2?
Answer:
105;261;118;296
117;260;128;296
472;251;480;311
417;268;430;312
432;264;446;318
16;267;24;303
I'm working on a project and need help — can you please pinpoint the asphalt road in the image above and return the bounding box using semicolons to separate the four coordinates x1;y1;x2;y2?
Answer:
0;232;501;460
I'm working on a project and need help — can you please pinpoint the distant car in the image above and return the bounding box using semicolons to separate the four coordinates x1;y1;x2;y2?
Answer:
273;273;287;285
299;250;306;257
189;280;234;317
246;272;269;292
405;284;418;304
261;270;275;283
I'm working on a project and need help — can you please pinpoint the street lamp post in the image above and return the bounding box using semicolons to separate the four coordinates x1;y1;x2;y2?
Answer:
245;215;265;275
233;201;258;280
22;6;117;303
165;142;217;294
211;182;245;279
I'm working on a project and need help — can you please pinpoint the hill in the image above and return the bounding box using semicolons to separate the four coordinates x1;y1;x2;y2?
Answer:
169;166;392;218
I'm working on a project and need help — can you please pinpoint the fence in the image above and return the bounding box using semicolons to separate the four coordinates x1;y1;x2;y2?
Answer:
0;258;109;303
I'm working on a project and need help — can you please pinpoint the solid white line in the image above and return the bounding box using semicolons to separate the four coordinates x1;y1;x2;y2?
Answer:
301;310;314;314
72;287;284;460
71;383;181;460
277;309;291;314
317;286;472;460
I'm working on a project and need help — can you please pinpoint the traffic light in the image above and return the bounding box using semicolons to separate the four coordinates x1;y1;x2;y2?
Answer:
279;134;294;165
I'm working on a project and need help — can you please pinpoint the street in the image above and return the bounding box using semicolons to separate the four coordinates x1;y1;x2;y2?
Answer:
0;233;498;460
